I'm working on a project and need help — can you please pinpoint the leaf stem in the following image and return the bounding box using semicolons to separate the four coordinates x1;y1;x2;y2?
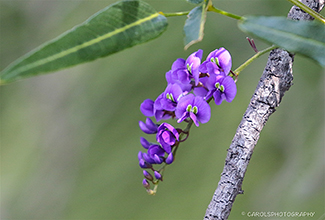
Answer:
159;11;190;17
207;5;242;20
286;0;325;24
234;45;277;76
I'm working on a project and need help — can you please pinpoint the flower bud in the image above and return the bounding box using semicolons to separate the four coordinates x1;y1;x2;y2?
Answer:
140;137;151;149
139;118;158;134
143;170;153;181
154;171;163;181
142;179;150;189
166;152;174;164
143;152;155;164
153;154;163;164
138;151;143;161
139;158;152;169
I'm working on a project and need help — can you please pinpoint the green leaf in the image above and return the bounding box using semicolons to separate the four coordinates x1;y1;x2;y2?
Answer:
186;0;204;4
183;2;208;50
238;16;325;66
0;0;167;84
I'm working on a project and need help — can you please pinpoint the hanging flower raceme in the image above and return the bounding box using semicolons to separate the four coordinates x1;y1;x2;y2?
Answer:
137;47;237;195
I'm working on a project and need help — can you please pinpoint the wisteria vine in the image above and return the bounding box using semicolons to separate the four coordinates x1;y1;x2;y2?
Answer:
138;47;237;194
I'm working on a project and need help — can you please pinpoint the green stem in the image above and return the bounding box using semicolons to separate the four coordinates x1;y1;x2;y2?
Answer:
182;120;194;133
287;0;325;24
207;5;242;20
159;11;190;17
234;45;277;76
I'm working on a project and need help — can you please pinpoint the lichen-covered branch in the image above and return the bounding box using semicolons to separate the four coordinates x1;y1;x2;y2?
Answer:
204;1;324;219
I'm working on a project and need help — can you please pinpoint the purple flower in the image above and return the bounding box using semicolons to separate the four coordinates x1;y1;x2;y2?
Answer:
138;151;153;168
152;93;172;122
205;74;237;105
185;49;203;85
175;94;211;127
166;70;192;92
142;152;156;164
169;49;203;87
139;118;158;134
140;99;154;117
194;62;226;99
171;58;190;84
154;83;183;112
138;148;156;165
147;144;165;164
156;123;179;154
200;47;232;74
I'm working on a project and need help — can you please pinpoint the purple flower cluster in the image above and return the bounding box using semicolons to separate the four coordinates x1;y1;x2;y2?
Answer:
138;48;237;193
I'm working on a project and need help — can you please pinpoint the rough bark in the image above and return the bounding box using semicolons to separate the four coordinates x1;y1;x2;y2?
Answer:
204;1;324;219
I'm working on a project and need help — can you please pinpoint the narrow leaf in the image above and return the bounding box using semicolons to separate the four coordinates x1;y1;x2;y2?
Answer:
0;0;167;84
183;2;208;50
238;16;325;66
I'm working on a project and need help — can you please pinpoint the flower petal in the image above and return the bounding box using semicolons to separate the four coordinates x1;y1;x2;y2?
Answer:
145;118;158;132
186;49;203;85
222;76;237;103
154;109;171;122
148;144;165;158
213;90;224;105
190;111;199;127
140;99;154;117
139;121;155;134
193;87;208;98
194;96;211;124
140;137;151;149
153;154;163;164
172;58;186;71
143;153;155;164
175;94;195;118
216;47;232;74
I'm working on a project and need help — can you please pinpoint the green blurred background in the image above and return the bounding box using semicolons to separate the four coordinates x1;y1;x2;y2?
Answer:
1;0;324;219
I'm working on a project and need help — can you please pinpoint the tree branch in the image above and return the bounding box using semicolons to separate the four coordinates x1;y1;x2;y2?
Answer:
204;1;324;219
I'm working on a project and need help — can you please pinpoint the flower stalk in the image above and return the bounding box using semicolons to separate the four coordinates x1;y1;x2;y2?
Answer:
234;45;277;76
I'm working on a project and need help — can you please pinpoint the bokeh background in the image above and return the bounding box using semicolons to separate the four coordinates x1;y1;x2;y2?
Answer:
1;0;324;219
